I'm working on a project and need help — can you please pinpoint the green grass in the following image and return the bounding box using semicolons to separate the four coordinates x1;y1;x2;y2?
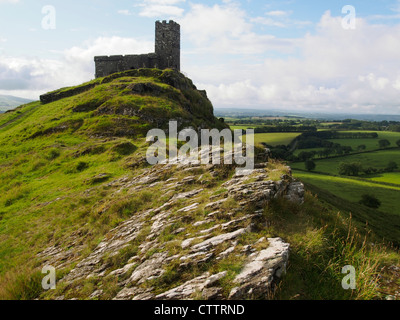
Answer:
234;129;302;147
266;193;398;300
328;131;400;152
1;70;399;300
253;132;302;147
365;172;400;185
293;170;400;217
293;147;325;156
229;125;258;130
291;149;400;178
0;69;226;295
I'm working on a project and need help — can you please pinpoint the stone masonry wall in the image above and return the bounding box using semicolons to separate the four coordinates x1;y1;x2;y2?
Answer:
94;20;180;78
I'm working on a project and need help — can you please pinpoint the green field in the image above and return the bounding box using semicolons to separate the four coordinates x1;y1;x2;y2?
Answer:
365;172;400;185
230;125;258;130
292;149;400;173
293;170;400;216
293;147;324;156
291;149;400;177
254;132;302;146
328;131;400;152
239;132;303;147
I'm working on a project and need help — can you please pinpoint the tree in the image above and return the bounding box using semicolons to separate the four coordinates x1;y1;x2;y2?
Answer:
359;194;381;209
338;162;363;176
396;139;400;148
386;161;398;172
363;167;377;175
379;139;391;148
305;160;316;171
298;151;314;161
357;144;366;151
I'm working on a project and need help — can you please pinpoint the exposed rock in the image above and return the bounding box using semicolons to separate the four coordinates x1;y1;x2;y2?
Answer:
173;189;203;200
154;271;227;300
284;181;305;204
229;238;290;299
129;252;168;284
217;246;236;260
191;228;248;252
89;290;103;299
109;263;137;277
45;162;303;300
177;203;199;213
181;235;208;249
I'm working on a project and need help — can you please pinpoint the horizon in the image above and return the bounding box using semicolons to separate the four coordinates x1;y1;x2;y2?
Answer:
1;1;400;115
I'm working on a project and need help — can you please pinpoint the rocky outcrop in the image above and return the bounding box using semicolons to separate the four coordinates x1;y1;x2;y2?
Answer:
229;237;289;299
39;161;304;300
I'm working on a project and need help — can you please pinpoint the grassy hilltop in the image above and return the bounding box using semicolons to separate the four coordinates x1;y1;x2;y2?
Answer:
0;69;399;300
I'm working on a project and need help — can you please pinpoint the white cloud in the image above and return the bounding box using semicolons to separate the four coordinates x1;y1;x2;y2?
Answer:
183;10;400;114
180;2;296;55
250;17;287;28
0;0;19;3
181;3;251;45
252;9;311;29
139;5;184;17
0;37;153;99
136;0;185;18
266;10;289;17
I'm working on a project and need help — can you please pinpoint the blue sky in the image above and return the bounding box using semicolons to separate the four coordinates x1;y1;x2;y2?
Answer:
1;0;400;114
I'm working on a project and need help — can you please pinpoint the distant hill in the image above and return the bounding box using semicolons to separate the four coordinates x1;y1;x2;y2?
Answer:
0;95;33;112
215;108;400;122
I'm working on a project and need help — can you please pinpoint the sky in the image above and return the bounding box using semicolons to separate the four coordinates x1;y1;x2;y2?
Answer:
1;0;400;115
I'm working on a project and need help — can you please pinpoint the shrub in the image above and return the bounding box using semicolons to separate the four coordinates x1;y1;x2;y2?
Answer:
363;167;377;175
378;139;391;149
338;162;363;176
112;142;137;156
298;151;315;161
386;161;398;172
359;194;381;209
46;148;60;160
76;161;89;172
305;160;316;171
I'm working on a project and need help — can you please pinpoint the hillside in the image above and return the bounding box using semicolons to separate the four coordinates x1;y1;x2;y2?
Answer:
0;95;33;112
0;69;399;300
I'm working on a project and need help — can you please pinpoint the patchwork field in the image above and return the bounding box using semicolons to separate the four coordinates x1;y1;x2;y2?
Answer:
328;131;400;152
253;132;302;147
293;170;400;216
239;132;303;147
291;149;400;177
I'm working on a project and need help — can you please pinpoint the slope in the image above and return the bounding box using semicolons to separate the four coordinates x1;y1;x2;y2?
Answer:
0;69;398;300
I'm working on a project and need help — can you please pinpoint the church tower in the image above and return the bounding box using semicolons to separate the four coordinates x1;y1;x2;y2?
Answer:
155;20;181;71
